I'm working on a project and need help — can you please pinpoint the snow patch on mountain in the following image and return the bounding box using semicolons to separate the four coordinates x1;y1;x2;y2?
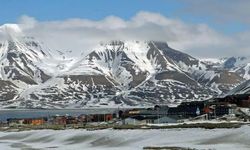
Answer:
0;25;249;108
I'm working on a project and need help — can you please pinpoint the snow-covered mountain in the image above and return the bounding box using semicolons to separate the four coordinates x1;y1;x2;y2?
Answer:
222;57;250;95
85;41;216;106
0;24;249;108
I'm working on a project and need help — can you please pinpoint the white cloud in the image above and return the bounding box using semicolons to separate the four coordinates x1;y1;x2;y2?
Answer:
18;15;37;29
0;24;23;40
1;11;249;58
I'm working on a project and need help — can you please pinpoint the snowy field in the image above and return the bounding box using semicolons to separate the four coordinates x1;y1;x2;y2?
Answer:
0;126;250;150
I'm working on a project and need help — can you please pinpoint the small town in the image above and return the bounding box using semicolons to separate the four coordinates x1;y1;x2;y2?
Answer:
1;1;250;149
0;94;249;130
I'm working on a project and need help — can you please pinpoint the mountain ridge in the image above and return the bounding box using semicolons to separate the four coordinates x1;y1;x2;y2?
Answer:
0;25;249;108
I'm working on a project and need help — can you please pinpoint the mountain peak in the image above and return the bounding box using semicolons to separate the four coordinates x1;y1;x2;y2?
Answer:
100;40;168;46
0;37;249;108
150;41;169;47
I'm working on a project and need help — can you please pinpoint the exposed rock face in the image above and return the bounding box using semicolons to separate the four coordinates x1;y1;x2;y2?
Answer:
0;80;18;101
0;28;249;108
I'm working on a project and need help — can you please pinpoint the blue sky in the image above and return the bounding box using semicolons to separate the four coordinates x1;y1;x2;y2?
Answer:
1;0;182;23
0;0;247;34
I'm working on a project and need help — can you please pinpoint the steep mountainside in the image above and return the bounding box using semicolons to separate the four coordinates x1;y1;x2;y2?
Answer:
227;80;250;95
0;37;51;85
0;24;249;108
222;57;250;96
84;41;216;106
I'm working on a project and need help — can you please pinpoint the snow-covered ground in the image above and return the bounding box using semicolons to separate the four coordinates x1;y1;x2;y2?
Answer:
0;126;250;150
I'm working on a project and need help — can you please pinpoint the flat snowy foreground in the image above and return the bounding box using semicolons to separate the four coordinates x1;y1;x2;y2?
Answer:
0;126;250;150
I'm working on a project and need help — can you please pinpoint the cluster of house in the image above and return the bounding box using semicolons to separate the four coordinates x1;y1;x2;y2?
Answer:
121;94;250;124
215;94;250;108
6;113;116;127
4;94;250;127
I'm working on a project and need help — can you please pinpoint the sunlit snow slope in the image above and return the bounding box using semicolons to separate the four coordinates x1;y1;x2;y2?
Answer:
0;24;249;108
